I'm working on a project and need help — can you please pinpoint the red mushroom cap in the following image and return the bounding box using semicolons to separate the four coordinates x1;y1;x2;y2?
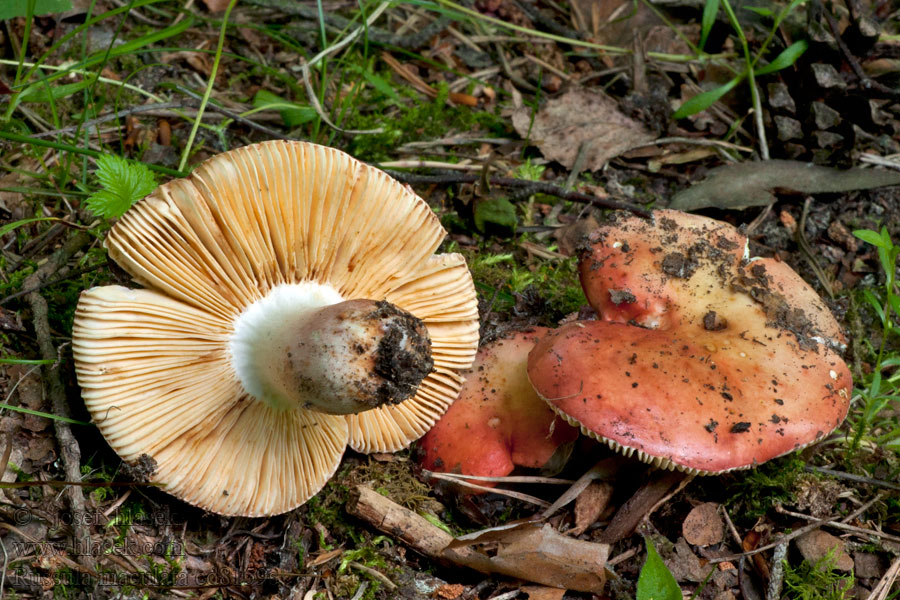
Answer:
419;328;578;484
528;209;851;474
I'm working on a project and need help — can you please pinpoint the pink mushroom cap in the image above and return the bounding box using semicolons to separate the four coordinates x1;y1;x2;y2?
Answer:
528;210;852;474
419;328;579;484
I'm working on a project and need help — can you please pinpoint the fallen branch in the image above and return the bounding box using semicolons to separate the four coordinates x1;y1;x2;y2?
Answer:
382;170;652;217
23;231;93;567
346;485;609;593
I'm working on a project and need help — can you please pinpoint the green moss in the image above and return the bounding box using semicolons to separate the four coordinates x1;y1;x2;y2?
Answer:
783;549;855;600
724;454;805;520
465;247;587;324
346;82;505;163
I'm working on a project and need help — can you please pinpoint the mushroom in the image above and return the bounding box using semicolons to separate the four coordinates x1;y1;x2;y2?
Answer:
527;209;851;474
419;329;578;485
73;141;479;516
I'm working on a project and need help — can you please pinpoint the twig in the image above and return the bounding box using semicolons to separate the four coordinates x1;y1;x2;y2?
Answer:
624;136;753;154
710;492;881;564
23;231;93;567
426;474;550;507
1;260;107;305
383;170;652;217
766;542;788;600
423;470;574;484
805;466;900;491
541;459;621;518
349;581;368;600
822;7;900;100
866;556;900;600
175;87;298;140
348;562;397;590
300;3;391;135
776;504;900;544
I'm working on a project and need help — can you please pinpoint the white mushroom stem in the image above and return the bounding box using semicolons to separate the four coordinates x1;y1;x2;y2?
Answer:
230;283;433;414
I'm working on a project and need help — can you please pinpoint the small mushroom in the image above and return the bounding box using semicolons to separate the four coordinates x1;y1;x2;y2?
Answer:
528;210;851;474
73;141;479;516
419;328;578;484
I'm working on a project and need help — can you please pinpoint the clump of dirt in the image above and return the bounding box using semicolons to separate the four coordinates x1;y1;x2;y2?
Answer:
371;300;434;405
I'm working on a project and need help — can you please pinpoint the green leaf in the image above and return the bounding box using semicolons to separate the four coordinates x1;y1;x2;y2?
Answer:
474;196;517;232
699;0;720;50
0;357;54;365
86;154;157;219
854;229;889;248
0;403;91;426
361;69;402;103
0;217;57;238
18;79;91;103
0;0;72;19
252;90;317;127
755;40;808;75
672;76;741;119
744;5;775;16
637;538;682;600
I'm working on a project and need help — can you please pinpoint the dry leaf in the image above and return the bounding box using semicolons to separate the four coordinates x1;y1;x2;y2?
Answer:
520;585;567;600
571;481;614;536
795;530;854;572
682;502;724;546
670;160;900;211
446;522;609;593
201;0;233;11
553;215;600;256
512;88;655;172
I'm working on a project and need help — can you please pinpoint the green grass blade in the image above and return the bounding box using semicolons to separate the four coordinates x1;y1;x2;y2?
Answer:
0;131;186;177
699;0;720;51
0;217;58;238
7;15;193;120
179;1;238;171
0;402;91;426
672;76;741;119
0;357;55;365
0;0;72;19
754;40;808;75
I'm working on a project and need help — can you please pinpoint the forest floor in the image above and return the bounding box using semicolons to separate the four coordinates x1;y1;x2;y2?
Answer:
1;0;900;598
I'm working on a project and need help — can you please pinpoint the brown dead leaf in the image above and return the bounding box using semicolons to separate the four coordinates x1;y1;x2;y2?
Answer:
571;481;614;536
670;160;900;211
445;522;609;593
553;215;600;256
682;502;724;547
520;585;567;600
0;307;23;332
512;88;655;172
200;0;233;12
795;530;854;572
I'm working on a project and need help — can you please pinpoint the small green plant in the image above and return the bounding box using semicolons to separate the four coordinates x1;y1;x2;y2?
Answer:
673;0;808;120
85;154;157;219
783;549;855;600
636;537;681;600
849;227;900;455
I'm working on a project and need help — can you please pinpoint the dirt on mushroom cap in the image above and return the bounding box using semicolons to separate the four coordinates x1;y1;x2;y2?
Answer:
530;209;852;474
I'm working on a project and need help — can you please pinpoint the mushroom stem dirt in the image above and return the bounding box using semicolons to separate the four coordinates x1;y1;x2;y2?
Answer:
231;286;433;415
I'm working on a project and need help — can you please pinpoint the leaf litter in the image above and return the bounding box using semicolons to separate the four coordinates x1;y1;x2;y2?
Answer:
4;0;900;598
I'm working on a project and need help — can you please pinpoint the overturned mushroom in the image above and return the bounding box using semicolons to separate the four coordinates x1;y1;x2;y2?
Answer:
73;141;479;516
528;209;851;474
419;329;578;485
